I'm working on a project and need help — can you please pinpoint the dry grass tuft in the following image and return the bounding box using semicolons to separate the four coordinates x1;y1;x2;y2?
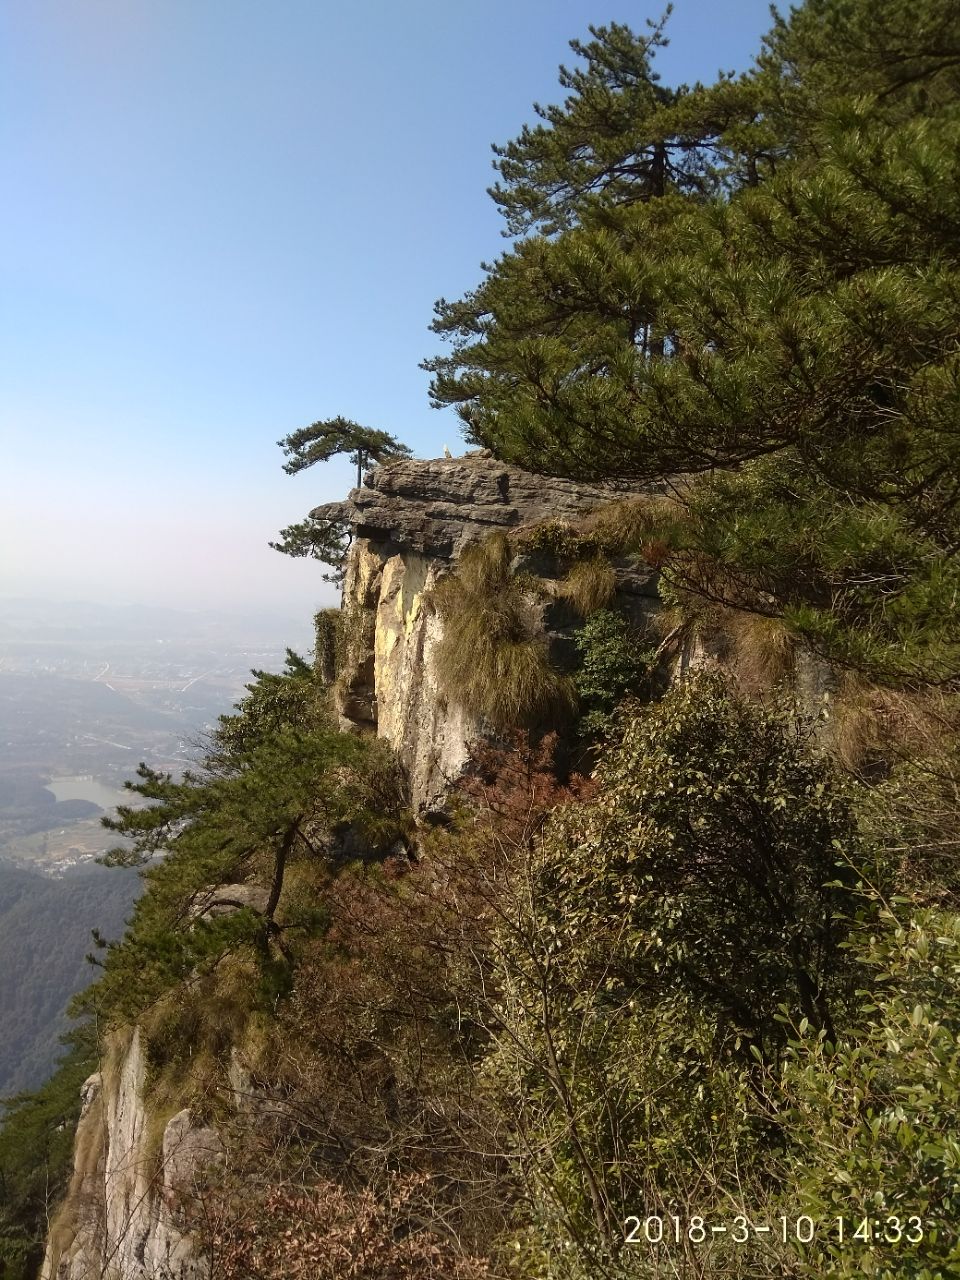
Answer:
431;533;575;730
721;610;796;694
828;674;884;770
559;556;617;616
826;679;960;772
586;492;690;559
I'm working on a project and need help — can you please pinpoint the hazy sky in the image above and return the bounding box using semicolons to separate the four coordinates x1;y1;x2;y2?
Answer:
2;0;775;619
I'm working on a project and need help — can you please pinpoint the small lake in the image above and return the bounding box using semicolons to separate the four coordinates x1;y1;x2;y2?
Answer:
46;776;131;811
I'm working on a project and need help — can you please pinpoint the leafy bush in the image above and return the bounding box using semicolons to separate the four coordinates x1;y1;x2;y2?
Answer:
483;674;882;1274
313;608;340;685
775;908;960;1279
572;608;654;733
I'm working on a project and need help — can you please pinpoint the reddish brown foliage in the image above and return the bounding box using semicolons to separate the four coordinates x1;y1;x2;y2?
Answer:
209;1175;491;1280
183;735;583;1276
457;730;595;844
197;827;511;1264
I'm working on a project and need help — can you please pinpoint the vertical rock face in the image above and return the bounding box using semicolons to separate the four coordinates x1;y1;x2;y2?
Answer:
323;454;660;811
337;537;483;813
41;1028;221;1280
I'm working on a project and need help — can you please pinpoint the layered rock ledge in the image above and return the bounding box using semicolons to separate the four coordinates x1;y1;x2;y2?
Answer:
318;452;659;811
310;452;643;559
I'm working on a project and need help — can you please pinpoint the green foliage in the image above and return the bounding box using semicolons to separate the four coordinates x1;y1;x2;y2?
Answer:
425;0;960;686
268;514;352;585
208;646;323;763
515;519;604;562
487;13;738;239
572;608;653;733
86;660;408;1027
313;608;340;685
776;909;960;1278
272;416;411;583
277;415;411;484
0;1037;97;1280
679;457;960;686
484;675;882;1271
431;533;575;730
864;702;960;905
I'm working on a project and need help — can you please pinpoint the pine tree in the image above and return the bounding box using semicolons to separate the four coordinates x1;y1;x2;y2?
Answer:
486;14;749;238
268;513;353;585
424;0;960;685
277;415;410;489
86;660;407;1022
271;416;411;584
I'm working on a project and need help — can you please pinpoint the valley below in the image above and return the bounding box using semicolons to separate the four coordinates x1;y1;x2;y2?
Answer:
0;597;313;1094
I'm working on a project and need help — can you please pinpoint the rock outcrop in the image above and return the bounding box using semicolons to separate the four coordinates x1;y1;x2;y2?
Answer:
317;453;660;811
315;453;627;559
41;1029;222;1280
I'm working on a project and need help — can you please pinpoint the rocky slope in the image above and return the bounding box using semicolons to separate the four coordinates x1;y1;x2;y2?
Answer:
41;1029;222;1280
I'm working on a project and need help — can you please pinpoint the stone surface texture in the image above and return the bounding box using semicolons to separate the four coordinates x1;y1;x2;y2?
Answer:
312;453;630;560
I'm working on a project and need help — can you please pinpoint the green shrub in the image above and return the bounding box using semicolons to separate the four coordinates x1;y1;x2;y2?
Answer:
313;608;340;685
776;907;960;1279
573;608;653;733
483;675;882;1275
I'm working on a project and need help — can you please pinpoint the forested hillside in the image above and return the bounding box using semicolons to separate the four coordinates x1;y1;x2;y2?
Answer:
0;864;138;1095
6;1;960;1278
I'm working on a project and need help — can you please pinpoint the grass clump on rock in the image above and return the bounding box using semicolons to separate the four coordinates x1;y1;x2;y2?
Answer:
559;555;617;617
431;532;574;730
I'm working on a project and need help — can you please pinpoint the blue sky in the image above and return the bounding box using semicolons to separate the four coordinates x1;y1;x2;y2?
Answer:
1;0;775;620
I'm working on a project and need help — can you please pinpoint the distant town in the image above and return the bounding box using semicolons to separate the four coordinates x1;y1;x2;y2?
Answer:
0;596;313;873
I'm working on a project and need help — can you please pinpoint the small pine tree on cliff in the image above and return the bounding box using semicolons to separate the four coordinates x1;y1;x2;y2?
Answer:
278;416;411;489
271;416;411;583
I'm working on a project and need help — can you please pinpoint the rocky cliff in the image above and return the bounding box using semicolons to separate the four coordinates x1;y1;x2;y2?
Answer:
318;452;660;811
39;453;658;1278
